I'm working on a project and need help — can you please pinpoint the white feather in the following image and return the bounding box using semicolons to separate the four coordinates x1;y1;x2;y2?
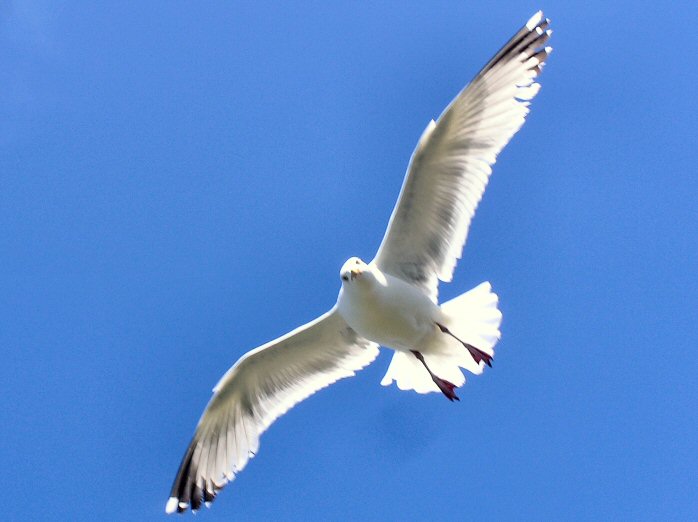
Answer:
373;14;552;300
167;308;378;512
167;11;552;514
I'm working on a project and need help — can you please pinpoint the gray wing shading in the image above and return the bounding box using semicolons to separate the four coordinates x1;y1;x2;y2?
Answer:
373;12;552;300
166;307;379;514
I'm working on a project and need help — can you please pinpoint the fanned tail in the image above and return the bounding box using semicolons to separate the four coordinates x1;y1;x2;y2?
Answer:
380;282;502;394
440;281;502;366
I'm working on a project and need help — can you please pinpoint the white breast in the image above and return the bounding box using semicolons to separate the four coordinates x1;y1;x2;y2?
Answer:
336;265;439;351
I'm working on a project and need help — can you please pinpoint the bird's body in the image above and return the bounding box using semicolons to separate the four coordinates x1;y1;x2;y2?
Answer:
166;11;552;514
336;257;499;398
337;258;439;353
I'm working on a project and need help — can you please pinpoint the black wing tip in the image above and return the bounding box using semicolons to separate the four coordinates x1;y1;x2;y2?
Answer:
165;492;219;515
166;436;222;514
525;11;551;31
480;11;553;78
165;485;223;515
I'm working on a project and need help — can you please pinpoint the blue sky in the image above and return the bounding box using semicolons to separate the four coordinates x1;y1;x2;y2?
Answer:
2;1;697;520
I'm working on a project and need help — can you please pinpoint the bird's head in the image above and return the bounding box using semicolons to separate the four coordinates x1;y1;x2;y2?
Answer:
340;257;368;283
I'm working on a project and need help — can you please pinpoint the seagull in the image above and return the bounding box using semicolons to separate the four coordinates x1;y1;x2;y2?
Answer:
166;11;552;514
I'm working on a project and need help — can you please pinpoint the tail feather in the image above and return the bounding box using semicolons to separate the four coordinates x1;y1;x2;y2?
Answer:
380;351;440;393
381;282;502;394
441;281;502;353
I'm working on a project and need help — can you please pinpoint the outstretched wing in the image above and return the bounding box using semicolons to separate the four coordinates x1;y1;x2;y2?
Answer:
166;308;379;513
373;12;552;300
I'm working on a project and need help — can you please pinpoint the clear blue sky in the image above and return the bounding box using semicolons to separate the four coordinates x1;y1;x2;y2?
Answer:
2;2;697;521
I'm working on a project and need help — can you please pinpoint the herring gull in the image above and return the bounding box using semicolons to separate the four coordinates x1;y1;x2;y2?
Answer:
166;11;552;513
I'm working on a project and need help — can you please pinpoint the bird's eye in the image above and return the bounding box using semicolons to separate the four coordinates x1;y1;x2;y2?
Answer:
355;259;360;264
341;275;349;281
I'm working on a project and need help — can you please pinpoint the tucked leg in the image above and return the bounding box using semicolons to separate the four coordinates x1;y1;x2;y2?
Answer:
436;323;493;367
411;350;460;402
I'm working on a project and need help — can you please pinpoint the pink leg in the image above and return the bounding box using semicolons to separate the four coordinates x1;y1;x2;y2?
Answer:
411;350;460;402
436;323;493;367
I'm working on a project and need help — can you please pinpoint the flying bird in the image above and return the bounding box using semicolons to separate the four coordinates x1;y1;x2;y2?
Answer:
167;11;552;514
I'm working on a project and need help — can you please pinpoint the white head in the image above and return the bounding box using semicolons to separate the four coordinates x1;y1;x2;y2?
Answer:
340;257;368;283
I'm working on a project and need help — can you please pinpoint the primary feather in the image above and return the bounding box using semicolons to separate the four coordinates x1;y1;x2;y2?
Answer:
166;309;378;513
373;11;551;300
